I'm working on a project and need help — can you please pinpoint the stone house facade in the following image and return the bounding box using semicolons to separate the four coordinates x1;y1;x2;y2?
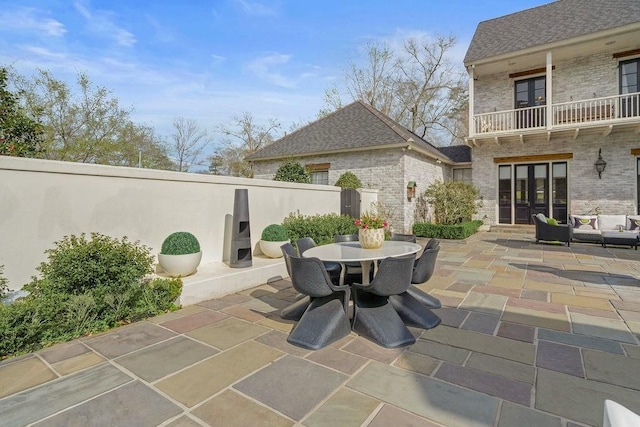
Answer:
246;101;471;233
465;0;640;225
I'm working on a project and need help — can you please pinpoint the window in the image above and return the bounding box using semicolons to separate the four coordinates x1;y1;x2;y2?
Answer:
310;170;329;185
453;168;472;183
306;163;330;185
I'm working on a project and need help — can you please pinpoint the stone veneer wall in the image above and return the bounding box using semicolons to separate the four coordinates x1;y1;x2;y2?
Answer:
473;132;638;225
252;148;448;233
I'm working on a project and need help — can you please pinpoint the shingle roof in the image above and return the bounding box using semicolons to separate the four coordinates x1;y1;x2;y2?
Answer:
245;101;453;162
436;145;471;163
464;0;640;64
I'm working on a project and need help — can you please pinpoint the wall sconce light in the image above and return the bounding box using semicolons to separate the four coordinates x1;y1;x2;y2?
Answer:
594;148;607;179
407;181;417;200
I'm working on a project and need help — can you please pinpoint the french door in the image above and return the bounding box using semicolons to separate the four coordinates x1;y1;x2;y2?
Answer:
515;76;546;128
514;164;548;224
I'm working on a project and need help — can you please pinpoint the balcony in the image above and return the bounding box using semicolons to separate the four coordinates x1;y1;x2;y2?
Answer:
469;92;640;144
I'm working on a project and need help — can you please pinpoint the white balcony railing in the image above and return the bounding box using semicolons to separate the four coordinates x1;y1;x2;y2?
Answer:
472;92;640;135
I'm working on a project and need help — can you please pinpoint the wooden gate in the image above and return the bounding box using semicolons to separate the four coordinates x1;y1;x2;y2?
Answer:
340;189;360;218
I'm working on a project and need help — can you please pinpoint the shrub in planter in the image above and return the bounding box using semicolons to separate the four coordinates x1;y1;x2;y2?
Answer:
259;224;290;258
158;231;202;277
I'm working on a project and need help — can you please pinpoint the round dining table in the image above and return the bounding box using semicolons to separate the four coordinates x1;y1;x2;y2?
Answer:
302;240;422;285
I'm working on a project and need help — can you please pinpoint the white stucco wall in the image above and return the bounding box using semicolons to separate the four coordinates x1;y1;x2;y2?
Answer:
0;157;341;289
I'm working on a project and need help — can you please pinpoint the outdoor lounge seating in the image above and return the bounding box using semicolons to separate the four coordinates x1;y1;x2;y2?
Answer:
284;252;351;350
532;213;572;246
351;254;417;348
569;214;640;243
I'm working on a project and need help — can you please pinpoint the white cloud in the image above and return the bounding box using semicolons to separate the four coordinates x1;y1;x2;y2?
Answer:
235;0;277;17
73;2;136;47
0;7;67;37
246;53;299;88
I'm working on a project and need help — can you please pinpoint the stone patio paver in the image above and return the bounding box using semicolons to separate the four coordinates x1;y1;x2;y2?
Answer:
536;368;640;426
155;340;282;407
32;380;182;426
459;291;507;315
0;357;58;399
434;362;531;405
191;389;293;427
302;388;380;427
422;325;535;364
3;232;640;426
160;309;228;333
234;355;347;421
0;364;132;427
348;361;499;427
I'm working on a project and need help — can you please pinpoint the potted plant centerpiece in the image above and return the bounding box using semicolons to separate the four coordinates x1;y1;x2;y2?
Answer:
259;224;290;258
158;231;202;277
355;211;388;249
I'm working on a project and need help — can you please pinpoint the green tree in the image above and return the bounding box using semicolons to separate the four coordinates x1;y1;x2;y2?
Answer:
424;180;481;224
334;171;362;189
0;67;43;157
12;69;172;168
274;160;310;183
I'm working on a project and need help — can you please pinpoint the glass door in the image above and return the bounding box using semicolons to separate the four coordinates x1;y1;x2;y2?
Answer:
620;58;639;118
514;164;548;224
515;76;546;128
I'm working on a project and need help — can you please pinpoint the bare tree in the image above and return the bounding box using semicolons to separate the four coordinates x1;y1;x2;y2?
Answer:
212;112;280;177
170;117;210;172
321;35;468;145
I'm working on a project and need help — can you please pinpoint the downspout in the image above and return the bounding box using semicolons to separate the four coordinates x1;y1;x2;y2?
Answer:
468;65;475;137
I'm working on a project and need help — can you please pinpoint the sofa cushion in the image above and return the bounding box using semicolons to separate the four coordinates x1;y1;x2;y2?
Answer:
598;215;627;231
571;215;597;230
627;216;640;231
536;213;547;223
547;218;558;226
572;228;601;235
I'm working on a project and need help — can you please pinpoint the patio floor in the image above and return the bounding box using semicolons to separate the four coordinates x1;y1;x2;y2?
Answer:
1;231;640;427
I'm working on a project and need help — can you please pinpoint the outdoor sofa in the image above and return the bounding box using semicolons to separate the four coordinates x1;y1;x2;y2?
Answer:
532;213;572;246
569;214;640;242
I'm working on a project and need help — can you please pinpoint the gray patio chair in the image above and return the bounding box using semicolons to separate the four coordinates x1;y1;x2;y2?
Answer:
284;252;351;350
390;233;417;243
295;237;343;285
279;243;310;321
351;254;417;348
334;234;368;283
532;214;572;246
406;245;442;309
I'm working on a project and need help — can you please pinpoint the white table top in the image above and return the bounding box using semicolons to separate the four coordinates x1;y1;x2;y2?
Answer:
301;241;422;263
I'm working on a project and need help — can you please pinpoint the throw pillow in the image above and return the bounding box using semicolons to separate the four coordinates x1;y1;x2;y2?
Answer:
536;213;547;223
572;215;597;230
627;216;640;231
547;218;558;226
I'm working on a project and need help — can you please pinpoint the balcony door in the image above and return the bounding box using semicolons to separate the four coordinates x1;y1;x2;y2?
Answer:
620;58;639;118
514;164;548;224
515;76;546;128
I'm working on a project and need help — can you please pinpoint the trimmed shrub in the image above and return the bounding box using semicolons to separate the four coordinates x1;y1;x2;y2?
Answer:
273;160;311;183
335;171;362;189
413;220;483;240
282;212;357;246
424;180;482;225
0;265;9;301
161;232;200;255
261;224;289;241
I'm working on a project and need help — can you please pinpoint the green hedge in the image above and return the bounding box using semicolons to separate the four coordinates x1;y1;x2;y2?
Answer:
282;212;357;246
0;233;182;359
413;220;483;240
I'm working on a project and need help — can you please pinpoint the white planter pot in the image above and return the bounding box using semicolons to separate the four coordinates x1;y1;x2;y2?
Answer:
359;228;385;249
158;251;202;277
259;240;289;258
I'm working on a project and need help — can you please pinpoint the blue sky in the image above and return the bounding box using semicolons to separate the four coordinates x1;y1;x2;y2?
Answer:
0;0;550;157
